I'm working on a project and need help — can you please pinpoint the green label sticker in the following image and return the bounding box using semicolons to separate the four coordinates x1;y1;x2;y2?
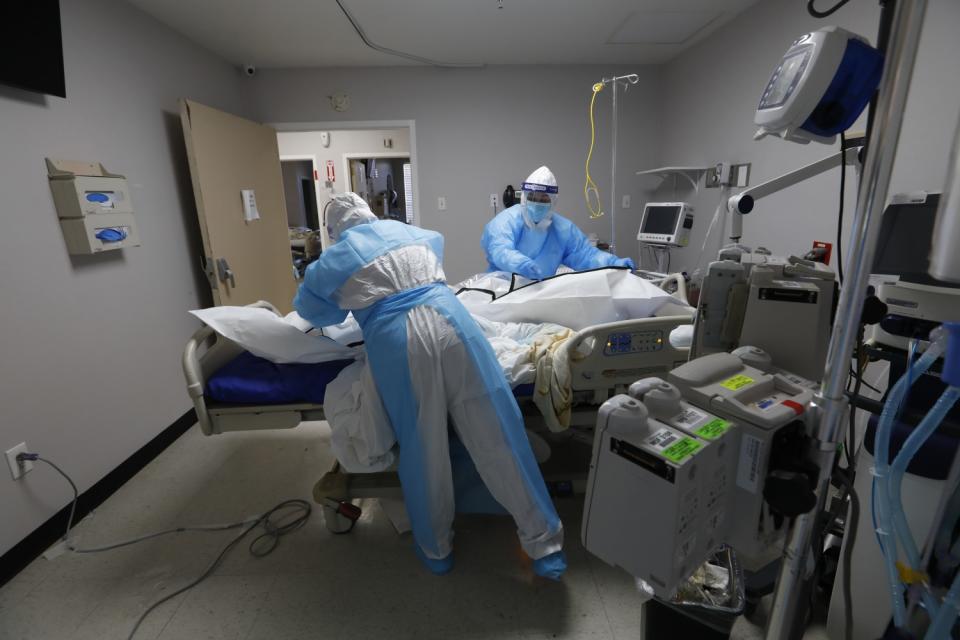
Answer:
720;374;754;391
695;418;732;440
661;437;702;463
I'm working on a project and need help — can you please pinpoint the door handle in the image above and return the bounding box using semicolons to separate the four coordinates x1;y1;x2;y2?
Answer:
216;257;236;288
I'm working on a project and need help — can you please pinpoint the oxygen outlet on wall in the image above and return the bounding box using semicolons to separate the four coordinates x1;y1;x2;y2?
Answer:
438;197;447;211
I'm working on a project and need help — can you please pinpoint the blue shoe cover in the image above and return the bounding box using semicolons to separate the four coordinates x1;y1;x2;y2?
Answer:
533;551;567;580
414;544;453;575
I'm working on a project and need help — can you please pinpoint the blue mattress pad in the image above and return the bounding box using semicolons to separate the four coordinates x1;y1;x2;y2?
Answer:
207;352;535;405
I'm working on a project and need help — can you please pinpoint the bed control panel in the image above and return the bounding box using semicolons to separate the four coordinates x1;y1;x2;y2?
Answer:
604;330;665;356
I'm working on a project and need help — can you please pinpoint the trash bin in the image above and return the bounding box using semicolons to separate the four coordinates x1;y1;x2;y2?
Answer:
643;546;746;639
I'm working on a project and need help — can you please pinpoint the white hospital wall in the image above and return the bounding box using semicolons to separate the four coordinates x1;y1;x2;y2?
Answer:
0;0;247;556
656;0;960;275
249;65;663;283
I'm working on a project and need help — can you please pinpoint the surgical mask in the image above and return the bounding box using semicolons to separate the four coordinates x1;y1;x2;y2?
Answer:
527;202;552;224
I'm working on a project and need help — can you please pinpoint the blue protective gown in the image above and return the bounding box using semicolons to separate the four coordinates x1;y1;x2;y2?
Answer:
481;204;634;280
294;220;564;575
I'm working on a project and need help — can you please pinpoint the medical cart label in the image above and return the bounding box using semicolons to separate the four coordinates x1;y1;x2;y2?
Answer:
662;438;702;463
645;429;702;463
782;372;812;387
736;434;764;494
720;374;754;391
695;418;732;440
670;407;708;429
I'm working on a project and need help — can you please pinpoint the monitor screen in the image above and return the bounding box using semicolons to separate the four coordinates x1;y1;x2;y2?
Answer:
0;1;66;98
759;48;810;110
642;206;680;235
873;194;960;289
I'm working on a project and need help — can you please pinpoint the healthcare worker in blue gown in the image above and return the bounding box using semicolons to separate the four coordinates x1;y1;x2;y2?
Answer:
294;193;566;578
482;166;635;280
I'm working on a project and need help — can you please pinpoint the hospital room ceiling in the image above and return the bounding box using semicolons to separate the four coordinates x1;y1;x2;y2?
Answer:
125;0;761;67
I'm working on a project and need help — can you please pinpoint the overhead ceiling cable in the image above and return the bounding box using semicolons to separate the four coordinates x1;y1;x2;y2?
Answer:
334;0;484;68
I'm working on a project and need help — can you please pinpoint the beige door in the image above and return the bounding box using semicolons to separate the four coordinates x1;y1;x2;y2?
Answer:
180;99;297;312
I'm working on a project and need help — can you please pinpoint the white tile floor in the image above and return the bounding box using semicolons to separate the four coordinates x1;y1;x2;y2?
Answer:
0;422;825;640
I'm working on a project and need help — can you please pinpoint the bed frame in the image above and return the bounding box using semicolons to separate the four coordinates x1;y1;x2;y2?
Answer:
182;281;695;530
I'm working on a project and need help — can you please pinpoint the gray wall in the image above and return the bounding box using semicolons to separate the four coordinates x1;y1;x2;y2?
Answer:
249;65;664;283
0;0;247;555
657;0;960;275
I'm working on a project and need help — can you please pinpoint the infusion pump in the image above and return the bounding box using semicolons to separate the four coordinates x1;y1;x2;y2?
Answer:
582;348;819;598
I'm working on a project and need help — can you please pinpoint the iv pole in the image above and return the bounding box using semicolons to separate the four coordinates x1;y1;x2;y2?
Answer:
764;1;929;638
599;73;639;254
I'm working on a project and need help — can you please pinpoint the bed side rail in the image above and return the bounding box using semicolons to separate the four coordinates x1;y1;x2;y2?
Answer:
182;300;279;436
565;314;693;393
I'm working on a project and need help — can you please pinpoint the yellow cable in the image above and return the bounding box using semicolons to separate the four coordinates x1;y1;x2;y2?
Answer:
585;82;604;219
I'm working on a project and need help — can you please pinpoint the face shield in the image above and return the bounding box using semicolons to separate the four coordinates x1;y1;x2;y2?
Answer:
521;188;557;224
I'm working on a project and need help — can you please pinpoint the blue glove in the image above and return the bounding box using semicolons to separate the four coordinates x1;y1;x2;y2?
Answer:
95;228;127;243
519;261;545;281
617;258;636;270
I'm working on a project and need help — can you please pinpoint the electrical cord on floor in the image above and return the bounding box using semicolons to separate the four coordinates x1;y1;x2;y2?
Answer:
17;452;311;640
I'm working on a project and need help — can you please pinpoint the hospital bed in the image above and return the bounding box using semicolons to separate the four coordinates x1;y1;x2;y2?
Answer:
182;280;694;531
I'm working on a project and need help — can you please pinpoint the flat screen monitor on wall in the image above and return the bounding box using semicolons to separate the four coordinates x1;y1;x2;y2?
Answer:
0;1;66;98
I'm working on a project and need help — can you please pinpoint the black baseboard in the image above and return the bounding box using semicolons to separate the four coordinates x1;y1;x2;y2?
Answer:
0;409;197;588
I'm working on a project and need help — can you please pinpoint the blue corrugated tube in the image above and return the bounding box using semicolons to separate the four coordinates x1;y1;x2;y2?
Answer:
874;333;947;628
925;567;960;640
890;386;960;619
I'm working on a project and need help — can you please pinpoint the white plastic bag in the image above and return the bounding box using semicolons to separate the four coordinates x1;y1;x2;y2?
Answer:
459;268;674;331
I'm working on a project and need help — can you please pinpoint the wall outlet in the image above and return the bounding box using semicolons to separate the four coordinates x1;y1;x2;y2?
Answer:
621;195;631;209
490;194;499;208
438;196;447;211
6;442;32;480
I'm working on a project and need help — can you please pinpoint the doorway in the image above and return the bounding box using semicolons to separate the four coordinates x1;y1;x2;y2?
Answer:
346;155;413;224
272;121;419;248
280;159;319;230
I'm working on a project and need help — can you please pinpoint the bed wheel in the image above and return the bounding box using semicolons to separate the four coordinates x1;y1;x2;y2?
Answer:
322;499;361;534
